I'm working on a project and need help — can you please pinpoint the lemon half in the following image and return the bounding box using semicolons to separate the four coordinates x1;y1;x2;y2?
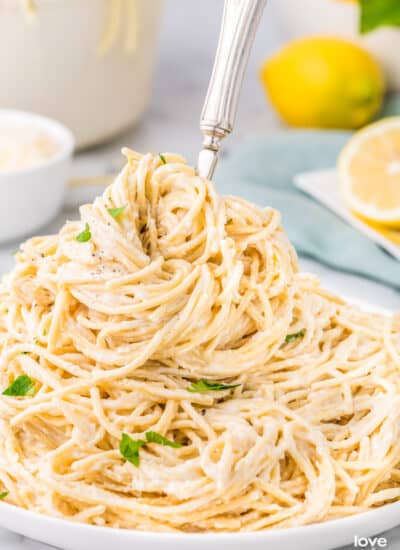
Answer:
338;117;400;228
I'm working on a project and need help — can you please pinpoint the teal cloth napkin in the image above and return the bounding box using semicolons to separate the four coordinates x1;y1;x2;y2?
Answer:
215;130;400;290
381;93;400;118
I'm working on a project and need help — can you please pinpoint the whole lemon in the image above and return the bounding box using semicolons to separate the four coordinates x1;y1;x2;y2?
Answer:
260;37;385;129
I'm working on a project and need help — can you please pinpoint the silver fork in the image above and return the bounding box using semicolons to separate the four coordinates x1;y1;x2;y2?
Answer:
197;0;267;180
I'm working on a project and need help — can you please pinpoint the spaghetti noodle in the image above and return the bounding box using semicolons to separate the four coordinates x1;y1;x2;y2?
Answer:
0;150;399;532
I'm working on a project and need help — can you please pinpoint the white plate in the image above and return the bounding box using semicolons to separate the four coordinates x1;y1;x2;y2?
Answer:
294;169;400;261
0;300;395;550
0;498;400;550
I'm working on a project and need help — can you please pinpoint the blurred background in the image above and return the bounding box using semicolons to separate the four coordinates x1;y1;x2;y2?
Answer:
0;0;399;311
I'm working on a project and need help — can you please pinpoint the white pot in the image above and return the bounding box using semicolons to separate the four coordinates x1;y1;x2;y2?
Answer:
0;0;162;148
273;0;400;91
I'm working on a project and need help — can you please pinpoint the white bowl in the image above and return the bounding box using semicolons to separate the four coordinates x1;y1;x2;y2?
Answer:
0;109;74;243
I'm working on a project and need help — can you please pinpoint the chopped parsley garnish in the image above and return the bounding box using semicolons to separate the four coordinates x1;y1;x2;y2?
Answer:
0;492;8;500
187;379;240;393
42;328;48;337
145;431;182;448
159;153;167;164
284;329;306;344
120;431;182;467
119;433;146;467
20;351;29;355
2;375;35;397
108;204;127;219
76;223;91;243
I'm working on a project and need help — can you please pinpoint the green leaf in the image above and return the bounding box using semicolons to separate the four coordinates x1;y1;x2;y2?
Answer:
187;379;241;393
284;329;306;344
108;204;127;219
145;431;182;448
0;492;8;500
119;433;146;467
3;375;35;397
76;223;91;243
159;153;167;164
360;0;400;33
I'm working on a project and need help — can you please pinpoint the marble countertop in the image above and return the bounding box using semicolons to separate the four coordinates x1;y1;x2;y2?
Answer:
1;0;399;548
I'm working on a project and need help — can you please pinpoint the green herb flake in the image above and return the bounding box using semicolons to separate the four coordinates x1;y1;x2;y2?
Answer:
43;328;48;337
20;351;29;355
2;375;36;397
187;379;241;393
159;153;167;165
284;329;306;344
108;204;127;220
119;433;146;467
0;492;8;500
145;431;182;448
76;223;91;243
360;0;400;33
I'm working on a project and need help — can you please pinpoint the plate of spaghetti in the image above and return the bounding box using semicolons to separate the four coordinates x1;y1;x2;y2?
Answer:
0;150;399;550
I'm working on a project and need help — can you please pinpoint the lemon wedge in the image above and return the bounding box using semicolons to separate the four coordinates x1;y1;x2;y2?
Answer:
338;117;400;228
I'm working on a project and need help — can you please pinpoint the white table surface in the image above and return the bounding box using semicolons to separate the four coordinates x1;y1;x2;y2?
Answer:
1;0;399;548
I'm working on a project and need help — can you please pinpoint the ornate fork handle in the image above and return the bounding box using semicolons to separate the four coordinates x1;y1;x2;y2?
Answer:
197;0;267;179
